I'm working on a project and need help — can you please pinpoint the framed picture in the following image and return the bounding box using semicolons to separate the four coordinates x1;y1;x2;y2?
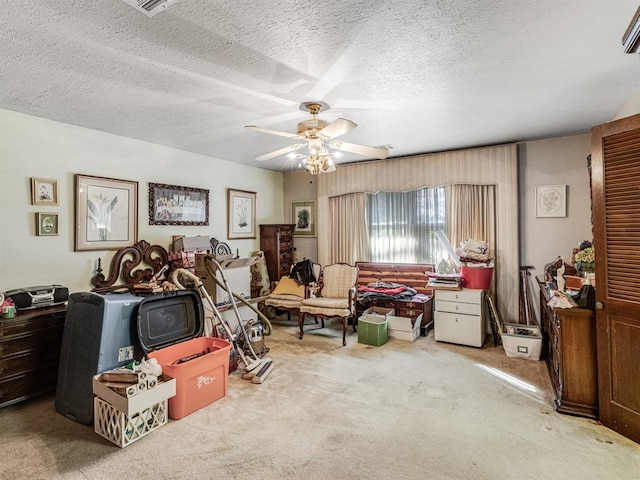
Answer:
75;174;138;251
149;182;209;226
536;185;567;218
36;212;59;236
31;178;58;205
291;200;316;237
227;188;256;239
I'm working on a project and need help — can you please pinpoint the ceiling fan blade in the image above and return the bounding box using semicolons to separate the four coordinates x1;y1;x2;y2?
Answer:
317;118;357;140
330;140;389;159
256;143;306;162
245;125;300;139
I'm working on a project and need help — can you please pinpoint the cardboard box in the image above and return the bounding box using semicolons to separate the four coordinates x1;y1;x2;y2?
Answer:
358;314;388;347
361;306;395;320
501;324;542;360
93;373;176;417
388;313;422;342
173;235;211;253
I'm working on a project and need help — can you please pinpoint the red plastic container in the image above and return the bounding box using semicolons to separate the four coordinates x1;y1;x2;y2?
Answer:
136;291;231;420
460;266;494;290
147;337;230;420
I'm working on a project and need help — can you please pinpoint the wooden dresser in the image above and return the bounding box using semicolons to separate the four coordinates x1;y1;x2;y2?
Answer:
0;304;67;408
355;262;434;333
259;224;295;284
538;278;598;419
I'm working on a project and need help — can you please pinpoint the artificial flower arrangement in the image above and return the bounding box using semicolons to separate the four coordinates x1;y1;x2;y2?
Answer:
574;241;595;273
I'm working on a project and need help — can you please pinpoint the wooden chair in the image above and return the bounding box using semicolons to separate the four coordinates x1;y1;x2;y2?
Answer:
264;263;321;321
299;263;359;346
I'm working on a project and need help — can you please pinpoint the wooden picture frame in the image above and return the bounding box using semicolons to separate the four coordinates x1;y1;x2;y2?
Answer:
31;178;58;205
535;185;567;218
291;200;316;237
36;212;59;236
148;182;209;226
75;174;138;251
227;188;256;239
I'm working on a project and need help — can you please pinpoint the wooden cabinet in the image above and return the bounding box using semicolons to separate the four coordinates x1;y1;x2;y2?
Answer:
434;289;486;347
259;224;295;284
356;295;433;333
538;280;598;419
0;305;67;408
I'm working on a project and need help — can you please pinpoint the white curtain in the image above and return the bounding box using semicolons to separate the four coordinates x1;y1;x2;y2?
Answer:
446;184;497;259
328;192;370;264
366;187;446;264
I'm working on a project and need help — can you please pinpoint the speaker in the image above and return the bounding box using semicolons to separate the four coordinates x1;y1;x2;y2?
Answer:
55;292;144;424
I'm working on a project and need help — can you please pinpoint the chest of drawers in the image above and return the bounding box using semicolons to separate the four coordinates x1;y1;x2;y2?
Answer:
0;305;67;407
434;289;486;347
259;224;295;283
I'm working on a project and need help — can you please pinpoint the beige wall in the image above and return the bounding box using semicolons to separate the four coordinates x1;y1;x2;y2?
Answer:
518;134;593;282
284;135;593;323
613;86;640;120
0;109;284;294
283;171;318;264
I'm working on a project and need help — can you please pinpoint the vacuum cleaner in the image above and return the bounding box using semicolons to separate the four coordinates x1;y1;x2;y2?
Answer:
171;259;273;384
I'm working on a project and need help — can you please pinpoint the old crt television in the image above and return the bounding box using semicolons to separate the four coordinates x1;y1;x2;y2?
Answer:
55;292;144;425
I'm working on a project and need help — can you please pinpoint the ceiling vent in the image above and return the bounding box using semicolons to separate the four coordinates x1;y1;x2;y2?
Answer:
121;0;176;17
623;6;640;53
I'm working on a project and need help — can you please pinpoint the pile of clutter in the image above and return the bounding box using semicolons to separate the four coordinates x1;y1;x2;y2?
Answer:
456;239;493;266
97;358;164;398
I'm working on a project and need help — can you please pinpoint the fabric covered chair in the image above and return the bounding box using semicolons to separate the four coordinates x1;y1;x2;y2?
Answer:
264;263;321;321
298;263;359;346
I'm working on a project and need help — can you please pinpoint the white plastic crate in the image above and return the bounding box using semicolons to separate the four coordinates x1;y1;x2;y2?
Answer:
93;373;176;447
94;397;168;448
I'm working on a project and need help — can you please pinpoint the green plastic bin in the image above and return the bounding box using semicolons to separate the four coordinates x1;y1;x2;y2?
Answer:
358;309;390;346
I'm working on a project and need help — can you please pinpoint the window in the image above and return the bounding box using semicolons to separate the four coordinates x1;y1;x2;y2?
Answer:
366;187;446;264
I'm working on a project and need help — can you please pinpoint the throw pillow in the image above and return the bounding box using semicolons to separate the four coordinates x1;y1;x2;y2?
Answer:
271;276;305;297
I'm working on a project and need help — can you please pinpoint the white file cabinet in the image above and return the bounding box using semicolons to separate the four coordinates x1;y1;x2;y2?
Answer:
434;289;487;347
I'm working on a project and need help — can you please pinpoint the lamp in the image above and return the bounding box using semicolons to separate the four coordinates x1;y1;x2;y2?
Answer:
303;147;336;175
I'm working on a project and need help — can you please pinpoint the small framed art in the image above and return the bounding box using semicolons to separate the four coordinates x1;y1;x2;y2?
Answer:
291;200;316;237
227;188;256;239
535;185;567;218
31;178;59;206
36;212;59;236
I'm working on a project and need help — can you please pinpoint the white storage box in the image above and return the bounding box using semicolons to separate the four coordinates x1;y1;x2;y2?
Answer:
501;324;542;360
388;313;422;342
194;255;253;305
93;374;176;447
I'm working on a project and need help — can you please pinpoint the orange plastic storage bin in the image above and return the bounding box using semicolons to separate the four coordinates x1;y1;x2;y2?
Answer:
148;337;231;420
460;266;494;290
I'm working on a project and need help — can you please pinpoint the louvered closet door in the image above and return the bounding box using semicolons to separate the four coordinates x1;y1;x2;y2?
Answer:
591;113;640;444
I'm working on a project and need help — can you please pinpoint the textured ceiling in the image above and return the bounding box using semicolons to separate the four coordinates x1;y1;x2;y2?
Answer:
1;0;639;172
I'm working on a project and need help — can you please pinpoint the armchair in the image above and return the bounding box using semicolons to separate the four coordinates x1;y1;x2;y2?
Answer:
298;263;359;346
264;262;321;321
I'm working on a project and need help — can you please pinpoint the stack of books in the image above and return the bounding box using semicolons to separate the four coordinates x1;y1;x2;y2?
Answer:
426;272;462;290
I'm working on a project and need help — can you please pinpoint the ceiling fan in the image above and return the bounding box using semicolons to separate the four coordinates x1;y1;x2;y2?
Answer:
245;101;389;174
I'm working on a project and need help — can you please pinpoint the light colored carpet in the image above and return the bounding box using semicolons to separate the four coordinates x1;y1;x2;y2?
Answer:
1;316;639;480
